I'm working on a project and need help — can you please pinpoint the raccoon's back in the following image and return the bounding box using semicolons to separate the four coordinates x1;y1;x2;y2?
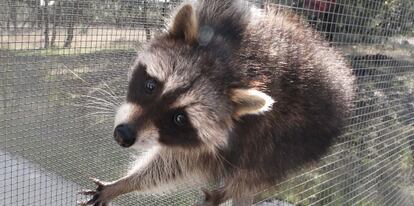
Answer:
226;8;355;182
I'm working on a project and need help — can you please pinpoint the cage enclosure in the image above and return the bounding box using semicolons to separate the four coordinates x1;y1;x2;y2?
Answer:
1;0;414;206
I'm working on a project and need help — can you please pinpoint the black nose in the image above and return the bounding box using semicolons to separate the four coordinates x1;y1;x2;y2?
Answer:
114;124;136;148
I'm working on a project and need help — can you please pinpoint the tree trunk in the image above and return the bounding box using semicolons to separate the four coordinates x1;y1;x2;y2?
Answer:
30;1;39;28
51;1;61;48
43;0;50;48
64;0;80;48
161;0;169;27
7;0;17;30
64;21;74;48
51;24;57;48
143;0;151;41
37;0;43;29
115;2;123;27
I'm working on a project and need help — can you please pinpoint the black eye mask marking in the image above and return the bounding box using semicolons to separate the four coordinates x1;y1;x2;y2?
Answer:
155;108;200;148
126;63;203;147
127;63;163;105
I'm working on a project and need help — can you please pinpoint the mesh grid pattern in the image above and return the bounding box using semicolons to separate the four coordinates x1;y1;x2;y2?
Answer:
1;0;413;205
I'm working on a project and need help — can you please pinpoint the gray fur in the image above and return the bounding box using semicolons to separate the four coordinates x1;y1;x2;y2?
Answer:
80;1;355;205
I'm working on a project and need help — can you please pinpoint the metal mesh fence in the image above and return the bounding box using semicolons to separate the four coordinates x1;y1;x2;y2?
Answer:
1;0;413;205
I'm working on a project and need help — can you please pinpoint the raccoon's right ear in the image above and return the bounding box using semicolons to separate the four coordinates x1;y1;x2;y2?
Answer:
230;88;275;118
169;4;198;45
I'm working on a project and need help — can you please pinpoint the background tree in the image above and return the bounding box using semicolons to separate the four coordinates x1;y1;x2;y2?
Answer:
6;0;17;31
43;0;50;48
143;0;151;41
63;0;80;48
50;0;62;47
275;0;414;43
5;0;412;48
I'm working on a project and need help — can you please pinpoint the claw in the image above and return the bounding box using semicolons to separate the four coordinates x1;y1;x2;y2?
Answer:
78;177;111;206
78;190;97;195
89;177;104;186
77;201;88;206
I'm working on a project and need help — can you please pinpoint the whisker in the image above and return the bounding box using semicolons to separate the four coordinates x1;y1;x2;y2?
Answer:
89;87;121;106
84;102;116;110
73;111;114;121
84;101;115;108
100;82;123;105
63;66;123;112
66;91;115;106
102;81;123;102
72;104;115;112
67;84;121;108
63;66;89;84
78;94;117;107
84;118;112;130
83;98;117;108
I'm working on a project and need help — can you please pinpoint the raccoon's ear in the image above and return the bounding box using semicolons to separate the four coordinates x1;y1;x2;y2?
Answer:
230;88;275;118
169;4;198;45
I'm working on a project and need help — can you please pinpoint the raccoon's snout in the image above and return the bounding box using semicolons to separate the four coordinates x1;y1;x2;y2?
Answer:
114;124;136;148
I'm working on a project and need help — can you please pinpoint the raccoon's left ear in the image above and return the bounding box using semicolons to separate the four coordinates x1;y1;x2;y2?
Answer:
169;4;198;45
230;88;275;118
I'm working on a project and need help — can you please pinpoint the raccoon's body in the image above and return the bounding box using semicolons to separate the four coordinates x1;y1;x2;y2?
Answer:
80;0;355;205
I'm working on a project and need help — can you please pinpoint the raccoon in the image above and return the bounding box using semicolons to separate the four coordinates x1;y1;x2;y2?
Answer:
79;0;355;205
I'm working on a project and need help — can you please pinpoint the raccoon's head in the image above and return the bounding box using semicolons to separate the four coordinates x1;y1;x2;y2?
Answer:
113;4;274;152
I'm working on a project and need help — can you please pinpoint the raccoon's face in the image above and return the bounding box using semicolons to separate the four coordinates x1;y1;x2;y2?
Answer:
113;4;274;152
113;55;231;151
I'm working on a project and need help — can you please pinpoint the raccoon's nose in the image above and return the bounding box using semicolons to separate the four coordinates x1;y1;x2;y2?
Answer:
114;124;136;148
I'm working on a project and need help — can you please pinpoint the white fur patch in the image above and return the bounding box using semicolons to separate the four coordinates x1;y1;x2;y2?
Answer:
162;73;189;95
131;124;160;150
114;103;140;127
131;53;169;83
127;147;204;194
128;146;161;176
250;5;265;22
171;89;198;108
231;88;275;118
246;89;275;114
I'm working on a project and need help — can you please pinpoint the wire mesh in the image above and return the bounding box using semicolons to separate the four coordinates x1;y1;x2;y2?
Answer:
1;0;413;205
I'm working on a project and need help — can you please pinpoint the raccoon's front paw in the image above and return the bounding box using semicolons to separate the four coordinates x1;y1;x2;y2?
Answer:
78;178;115;206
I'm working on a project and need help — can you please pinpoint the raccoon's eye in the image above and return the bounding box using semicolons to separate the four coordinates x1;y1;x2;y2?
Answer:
173;112;187;126
145;79;157;93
